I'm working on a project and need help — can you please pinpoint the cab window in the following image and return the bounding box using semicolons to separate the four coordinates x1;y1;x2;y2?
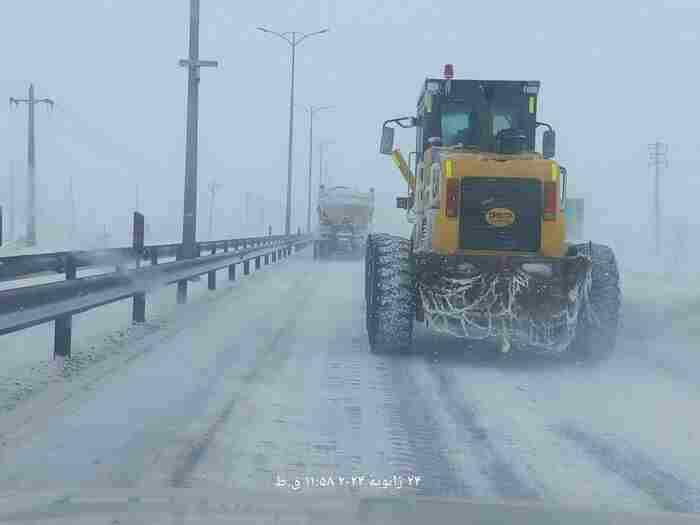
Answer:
441;102;476;147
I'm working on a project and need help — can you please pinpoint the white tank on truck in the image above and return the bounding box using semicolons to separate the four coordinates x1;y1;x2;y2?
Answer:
314;185;374;259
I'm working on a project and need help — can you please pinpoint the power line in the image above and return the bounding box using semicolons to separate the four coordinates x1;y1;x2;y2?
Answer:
51;98;167;177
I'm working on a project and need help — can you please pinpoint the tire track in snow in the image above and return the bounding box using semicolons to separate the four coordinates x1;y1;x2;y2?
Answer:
434;366;543;501
382;357;471;498
556;423;700;513
167;271;318;488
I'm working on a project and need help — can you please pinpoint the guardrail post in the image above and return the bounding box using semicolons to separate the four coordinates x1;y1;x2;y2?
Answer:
228;262;236;281
255;256;261;270
264;253;269;265
208;244;217;290
244;260;250;275
133;293;146;323
176;244;187;304
177;281;187;304
54;254;77;359
150;249;158;266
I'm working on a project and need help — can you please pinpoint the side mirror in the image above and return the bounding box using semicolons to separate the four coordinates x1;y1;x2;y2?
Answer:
542;129;556;159
380;126;395;155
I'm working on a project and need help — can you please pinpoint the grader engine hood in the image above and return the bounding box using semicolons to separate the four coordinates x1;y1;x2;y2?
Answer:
420;148;566;259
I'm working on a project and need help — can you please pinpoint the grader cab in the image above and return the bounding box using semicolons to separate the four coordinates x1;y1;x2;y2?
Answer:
365;65;621;360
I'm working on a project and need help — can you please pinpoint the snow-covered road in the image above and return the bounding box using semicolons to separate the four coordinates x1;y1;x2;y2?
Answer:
0;248;698;515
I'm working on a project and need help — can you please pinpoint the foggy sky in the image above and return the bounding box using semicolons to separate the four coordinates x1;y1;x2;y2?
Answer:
1;1;699;253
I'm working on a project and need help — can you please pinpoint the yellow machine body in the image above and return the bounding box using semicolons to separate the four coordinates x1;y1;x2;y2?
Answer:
414;147;566;258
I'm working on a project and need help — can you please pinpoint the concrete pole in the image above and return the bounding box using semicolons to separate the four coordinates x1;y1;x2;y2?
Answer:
245;191;252;235
9;162;15;242
181;0;202;260
27;84;36;245
307;108;313;233
654;144;660;255
284;35;296;236
208;180;221;240
10;85;53;246
648;141;667;256
177;0;217;302
69;175;76;238
319;142;324;188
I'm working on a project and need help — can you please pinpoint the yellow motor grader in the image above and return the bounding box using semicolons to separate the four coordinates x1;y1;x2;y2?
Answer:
365;66;620;359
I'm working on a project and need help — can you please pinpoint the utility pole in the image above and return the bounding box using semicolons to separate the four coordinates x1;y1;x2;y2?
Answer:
68;175;76;238
258;195;266;235
245;191;252;235
257;26;329;235
207;180;222;239
10;84;54;246
648;141;668;255
178;0;218;302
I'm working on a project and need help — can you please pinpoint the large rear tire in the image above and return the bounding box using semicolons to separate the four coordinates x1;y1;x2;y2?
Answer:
365;233;416;353
569;243;621;362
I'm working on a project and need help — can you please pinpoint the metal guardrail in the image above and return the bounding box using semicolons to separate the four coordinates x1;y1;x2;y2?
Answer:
0;233;312;358
0;235;295;282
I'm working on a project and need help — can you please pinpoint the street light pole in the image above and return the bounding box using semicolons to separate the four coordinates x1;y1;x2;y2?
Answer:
319;139;334;188
208;180;222;240
648;141;668;256
297;105;333;233
178;0;218;303
257;26;329;235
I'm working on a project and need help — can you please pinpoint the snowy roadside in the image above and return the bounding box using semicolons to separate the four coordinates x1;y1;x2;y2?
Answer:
0;249;311;416
618;269;700;382
621;270;700;340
